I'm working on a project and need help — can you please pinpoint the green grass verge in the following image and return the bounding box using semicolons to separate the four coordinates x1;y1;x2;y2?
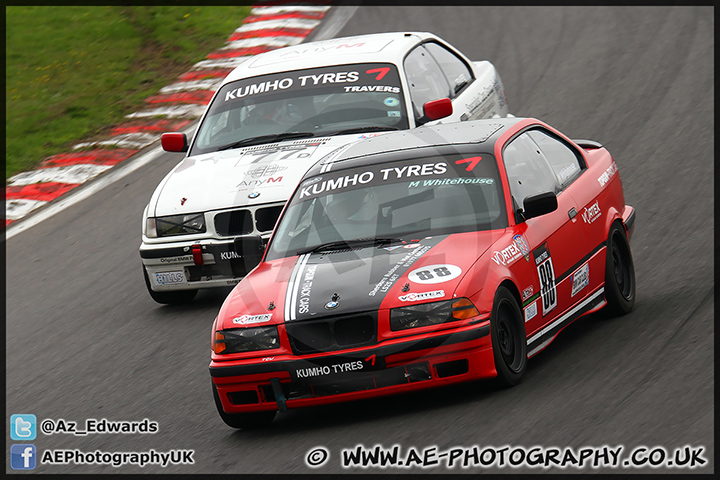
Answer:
6;6;253;180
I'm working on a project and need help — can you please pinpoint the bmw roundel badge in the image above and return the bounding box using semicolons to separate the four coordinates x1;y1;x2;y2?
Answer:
248;192;260;199
325;300;339;310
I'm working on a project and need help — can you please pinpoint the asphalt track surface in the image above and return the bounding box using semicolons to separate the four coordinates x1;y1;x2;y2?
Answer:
5;6;713;474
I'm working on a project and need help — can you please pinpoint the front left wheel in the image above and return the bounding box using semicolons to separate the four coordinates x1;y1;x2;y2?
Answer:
490;286;527;387
212;384;276;429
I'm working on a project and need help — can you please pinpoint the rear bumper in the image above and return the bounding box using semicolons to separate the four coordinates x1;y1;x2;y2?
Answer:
210;322;495;413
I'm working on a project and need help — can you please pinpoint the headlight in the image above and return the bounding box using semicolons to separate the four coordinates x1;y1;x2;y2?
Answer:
147;213;206;238
390;298;480;331
213;326;279;354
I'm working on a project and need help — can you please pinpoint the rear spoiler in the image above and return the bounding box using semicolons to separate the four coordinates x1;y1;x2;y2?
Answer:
573;139;603;149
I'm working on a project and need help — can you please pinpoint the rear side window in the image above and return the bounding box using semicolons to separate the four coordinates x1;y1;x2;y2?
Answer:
424;42;473;96
526;129;585;187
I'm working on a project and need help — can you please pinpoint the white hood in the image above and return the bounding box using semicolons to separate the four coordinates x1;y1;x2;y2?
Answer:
149;134;377;216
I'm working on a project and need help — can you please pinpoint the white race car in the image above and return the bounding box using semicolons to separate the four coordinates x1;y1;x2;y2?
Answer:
140;31;510;304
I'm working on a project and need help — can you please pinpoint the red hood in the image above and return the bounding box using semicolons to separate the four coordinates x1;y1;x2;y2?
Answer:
217;230;507;329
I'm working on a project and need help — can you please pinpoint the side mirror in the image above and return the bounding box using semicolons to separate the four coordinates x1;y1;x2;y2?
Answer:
161;132;188;153
422;98;453;121
233;235;265;273
523;192;558;219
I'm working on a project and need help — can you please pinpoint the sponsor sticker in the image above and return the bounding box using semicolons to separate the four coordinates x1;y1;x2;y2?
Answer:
233;314;273;325
524;301;538;322
533;244;557;316
513;234;531;262
570;263;590;297
597;161;618;187
383;97;400;107
581;201;602;224
398;290;445;302
408;264;462;284
387;111;401;117
491;241;524;266
522;285;534;301
158;255;193;264
153;271;185;286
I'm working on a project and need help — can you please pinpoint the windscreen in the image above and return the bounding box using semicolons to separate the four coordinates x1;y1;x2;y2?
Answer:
190;63;408;155
266;152;507;260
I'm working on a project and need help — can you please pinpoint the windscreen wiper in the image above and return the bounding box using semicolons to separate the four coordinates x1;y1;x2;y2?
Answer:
296;237;403;255
217;132;316;151
324;126;400;136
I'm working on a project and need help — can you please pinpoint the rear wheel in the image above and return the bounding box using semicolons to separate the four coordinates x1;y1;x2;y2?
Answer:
142;266;197;304
212;384;276;429
490;286;527;387
603;223;636;316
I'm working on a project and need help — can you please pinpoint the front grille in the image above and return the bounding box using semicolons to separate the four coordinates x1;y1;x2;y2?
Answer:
285;313;377;355
214;210;252;236
255;205;284;232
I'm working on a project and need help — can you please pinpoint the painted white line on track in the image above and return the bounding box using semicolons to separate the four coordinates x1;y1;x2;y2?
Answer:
159;79;225;94
222;36;304;50
6;199;48;221
306;6;359;42
8;164;113;186
234;18;321;32
125;105;207;119
251;6;331;15
73;132;159;150
192;57;251;70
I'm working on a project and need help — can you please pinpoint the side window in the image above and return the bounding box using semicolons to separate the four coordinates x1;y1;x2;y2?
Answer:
503;133;560;207
526;130;585;187
424;42;473;97
403;46;452;121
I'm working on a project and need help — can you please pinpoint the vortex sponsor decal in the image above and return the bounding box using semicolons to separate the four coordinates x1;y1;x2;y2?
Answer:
581;201;601;224
233;313;273;325
398;290;445;302
491;241;524;266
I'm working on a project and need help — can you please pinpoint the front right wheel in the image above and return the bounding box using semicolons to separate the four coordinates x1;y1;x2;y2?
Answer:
490;286;527;387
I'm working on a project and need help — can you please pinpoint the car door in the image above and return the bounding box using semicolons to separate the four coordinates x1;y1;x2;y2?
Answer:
524;129;603;299
501;130;589;347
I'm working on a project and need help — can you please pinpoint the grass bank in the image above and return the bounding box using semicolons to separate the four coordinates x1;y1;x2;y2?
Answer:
6;6;252;179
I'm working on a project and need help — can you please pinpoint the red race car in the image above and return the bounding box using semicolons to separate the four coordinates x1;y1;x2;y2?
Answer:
209;117;636;428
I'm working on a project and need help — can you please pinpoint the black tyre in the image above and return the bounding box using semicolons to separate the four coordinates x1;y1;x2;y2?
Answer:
212;384;276;429
490;286;527;387
142;266;197;305
603;222;636;316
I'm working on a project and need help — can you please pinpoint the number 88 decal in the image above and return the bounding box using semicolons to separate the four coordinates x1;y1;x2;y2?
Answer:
532;244;557;316
408;264;462;284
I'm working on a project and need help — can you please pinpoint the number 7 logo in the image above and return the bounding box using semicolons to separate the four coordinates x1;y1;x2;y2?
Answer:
366;67;390;80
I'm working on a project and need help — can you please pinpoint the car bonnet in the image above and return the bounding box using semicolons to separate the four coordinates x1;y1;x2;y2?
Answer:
150;134;377;217
217;230;503;330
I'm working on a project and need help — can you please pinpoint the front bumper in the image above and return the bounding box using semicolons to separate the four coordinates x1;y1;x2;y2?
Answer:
140;238;267;291
210;321;495;414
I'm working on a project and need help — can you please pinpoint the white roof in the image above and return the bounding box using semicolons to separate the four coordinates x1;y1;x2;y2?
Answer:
222;32;438;84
